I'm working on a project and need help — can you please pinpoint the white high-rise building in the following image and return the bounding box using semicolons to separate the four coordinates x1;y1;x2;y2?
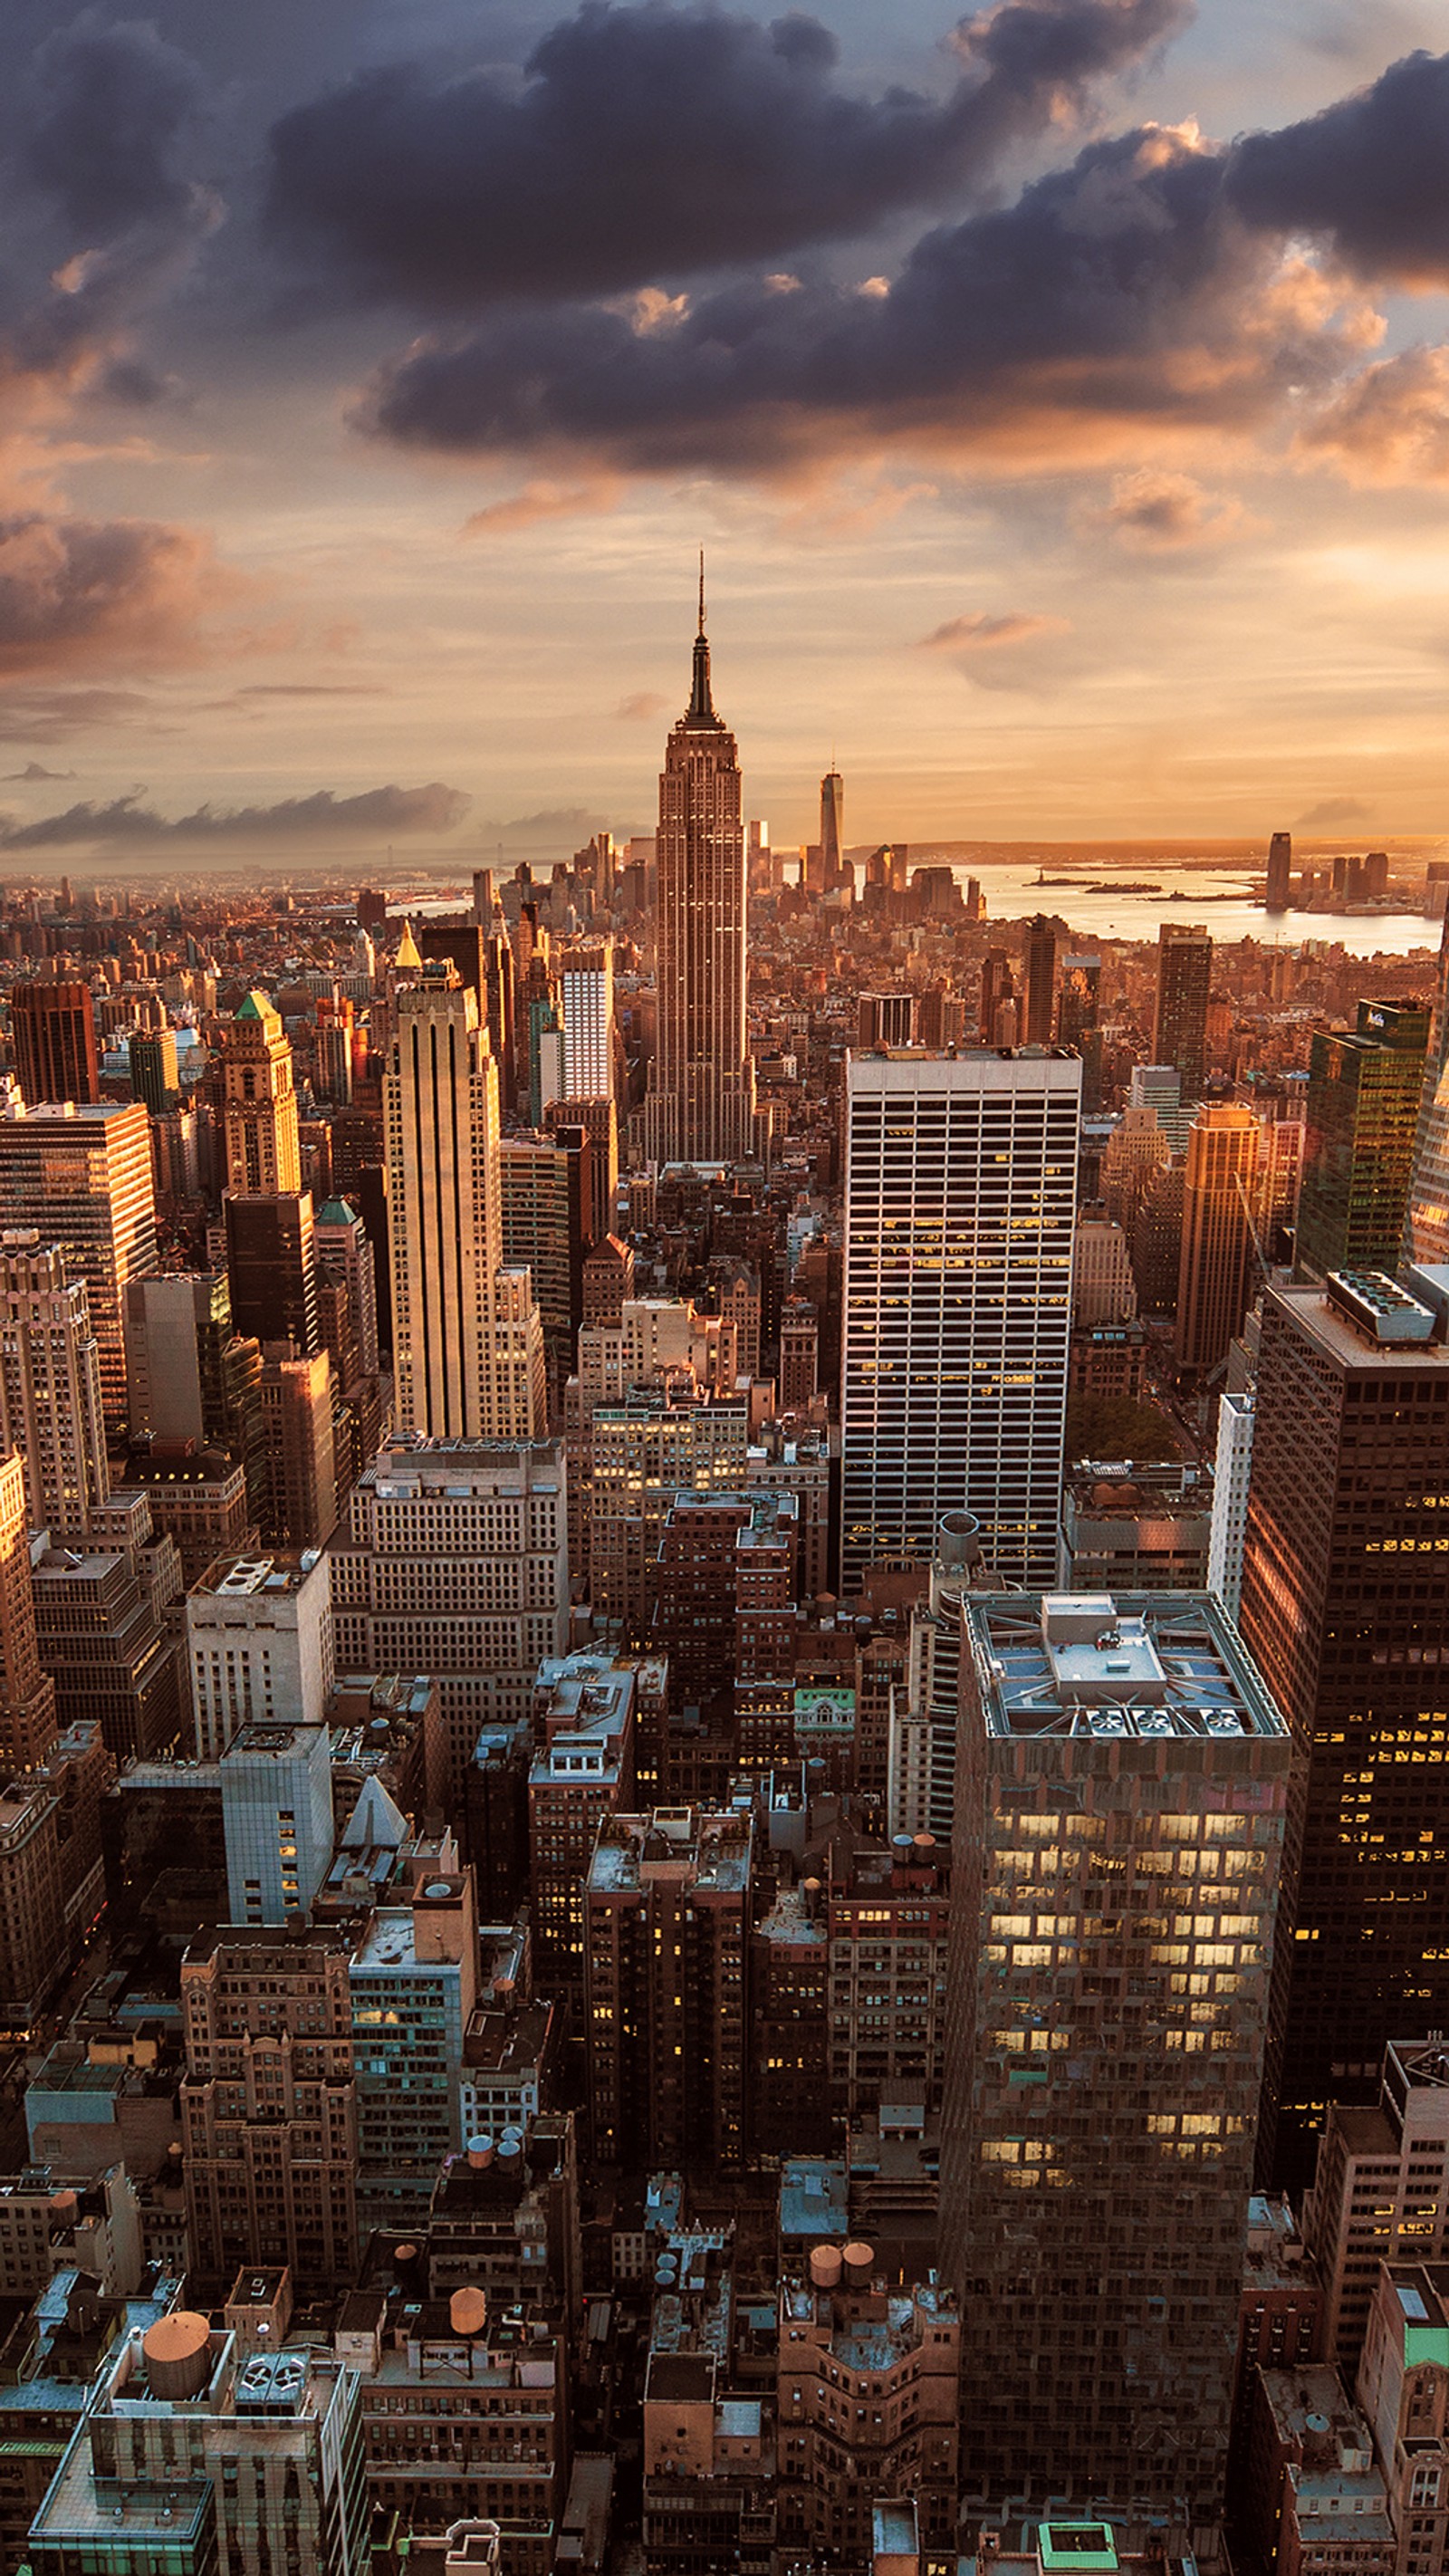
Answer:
385;967;544;1439
1208;1386;1255;1620
840;1049;1080;1591
187;1549;335;1763
1129;1059;1192;1152
559;940;614;1103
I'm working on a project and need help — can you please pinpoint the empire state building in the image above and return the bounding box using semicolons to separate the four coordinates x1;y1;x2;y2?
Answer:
646;573;756;1166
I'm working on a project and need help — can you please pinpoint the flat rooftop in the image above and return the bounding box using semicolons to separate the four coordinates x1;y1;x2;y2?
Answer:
193;1552;319;1599
1271;1281;1449;1373
588;1811;751;1894
966;1593;1288;1739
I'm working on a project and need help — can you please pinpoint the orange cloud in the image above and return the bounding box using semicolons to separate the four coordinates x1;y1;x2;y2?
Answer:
463;476;619;536
0;507;237;678
1297;344;1449;484
919;610;1070;651
1090;466;1252;549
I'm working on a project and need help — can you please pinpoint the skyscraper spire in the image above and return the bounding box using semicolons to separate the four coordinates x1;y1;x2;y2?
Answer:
687;552;716;726
648;569;755;1163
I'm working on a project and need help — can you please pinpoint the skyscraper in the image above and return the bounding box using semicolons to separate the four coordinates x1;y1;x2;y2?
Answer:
978;949;1015;1046
0;1099;156;1427
187;1548;334;1762
1024;914;1058;1046
128;1026;179;1113
820;764;845;889
1297;1001;1429;1280
646;570;755;1165
840;1049;1080;1592
1175;1101;1261;1371
585;1806;753;2170
939;1587;1290;2521
385;966;544;1440
499;1134;586;1409
1409;908;1449;1265
1208;1386;1255;1620
1267;829;1293;910
180;1925;360;2287
0;1450;55;1775
857;992;916;1048
257;1345;337;1548
558;939;614;1102
0;1235;108;1536
1055;953;1101;1107
313;1195;379;1383
8;982;99;1109
329;1439;568;1807
220;1718;334;1925
221;992;302;1196
1154;922;1214;1105
225;1191;318;1356
1240;1269;1449;2180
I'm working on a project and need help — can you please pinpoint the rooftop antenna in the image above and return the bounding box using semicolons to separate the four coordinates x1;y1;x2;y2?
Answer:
697;548;706;634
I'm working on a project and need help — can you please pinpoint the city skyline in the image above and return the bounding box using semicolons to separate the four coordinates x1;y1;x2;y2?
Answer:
2;5;1449;851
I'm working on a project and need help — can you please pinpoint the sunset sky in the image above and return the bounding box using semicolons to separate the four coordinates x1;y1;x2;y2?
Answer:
4;0;1449;860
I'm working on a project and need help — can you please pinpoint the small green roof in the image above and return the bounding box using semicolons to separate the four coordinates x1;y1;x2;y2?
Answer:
1040;2527;1118;2572
235;991;269;1020
316;1197;359;1227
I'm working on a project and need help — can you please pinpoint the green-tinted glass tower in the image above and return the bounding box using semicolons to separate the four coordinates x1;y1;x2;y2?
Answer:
1296;1000;1429;1281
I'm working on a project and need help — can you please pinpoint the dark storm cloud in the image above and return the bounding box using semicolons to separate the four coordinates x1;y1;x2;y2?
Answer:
362;123;1353;473
266;0;1194;310
0;513;222;676
0;19;235;681
0;13;223;395
24;13;206;240
0;781;471;847
1228;48;1449;286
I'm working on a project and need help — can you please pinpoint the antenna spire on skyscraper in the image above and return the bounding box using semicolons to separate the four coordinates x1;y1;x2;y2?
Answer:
686;552;717;726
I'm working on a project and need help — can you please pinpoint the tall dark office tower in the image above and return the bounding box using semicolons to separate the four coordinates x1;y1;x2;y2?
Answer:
1296;1001;1429;1280
1239;1269;1449;2183
939;1589;1290;2523
1267;829;1293;910
224;1191;318;1356
485;924;518;1120
645;568;755;1165
128;1027;179;1112
857;992;916;1048
9;981;99;1108
1409;908;1449;1264
978;948;1015;1044
820;764;846;890
418;918;487;1007
1023;914;1057;1046
1154;922;1214;1105
1056;954;1102;1111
